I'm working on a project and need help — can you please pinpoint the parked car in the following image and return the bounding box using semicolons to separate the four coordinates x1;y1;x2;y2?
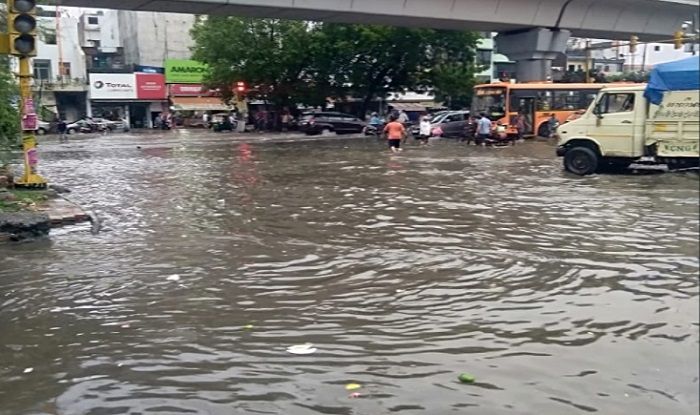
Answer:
94;118;128;132
410;111;450;136
36;120;51;135
430;110;471;138
299;112;366;135
66;118;99;134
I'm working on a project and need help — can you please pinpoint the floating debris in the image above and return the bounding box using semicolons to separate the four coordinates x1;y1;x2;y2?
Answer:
286;344;317;355
458;373;476;384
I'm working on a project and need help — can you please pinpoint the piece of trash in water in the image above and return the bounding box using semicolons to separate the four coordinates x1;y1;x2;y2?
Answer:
23;367;33;374
345;383;362;391
458;373;476;383
121;324;130;329
243;324;254;330
166;275;180;282
349;392;362;398
286;343;317;355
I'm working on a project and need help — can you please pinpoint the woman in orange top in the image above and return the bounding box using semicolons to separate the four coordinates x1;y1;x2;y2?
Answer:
383;115;406;153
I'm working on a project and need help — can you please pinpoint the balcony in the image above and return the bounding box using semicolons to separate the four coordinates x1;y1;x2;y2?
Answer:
33;77;89;93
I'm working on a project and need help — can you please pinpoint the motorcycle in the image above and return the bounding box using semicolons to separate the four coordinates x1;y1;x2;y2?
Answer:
364;123;385;137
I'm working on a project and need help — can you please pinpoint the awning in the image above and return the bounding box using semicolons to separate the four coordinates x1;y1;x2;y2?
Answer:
170;96;232;111
388;103;427;112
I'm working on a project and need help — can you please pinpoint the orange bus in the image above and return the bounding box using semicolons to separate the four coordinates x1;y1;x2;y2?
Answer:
471;83;605;137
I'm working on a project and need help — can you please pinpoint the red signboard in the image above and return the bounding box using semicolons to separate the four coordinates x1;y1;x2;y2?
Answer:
169;84;218;97
136;73;166;100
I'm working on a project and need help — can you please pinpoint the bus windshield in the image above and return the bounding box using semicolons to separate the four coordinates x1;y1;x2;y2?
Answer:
472;87;506;120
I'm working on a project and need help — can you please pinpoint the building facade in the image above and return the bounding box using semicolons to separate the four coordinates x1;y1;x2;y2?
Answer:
31;6;89;122
118;11;197;68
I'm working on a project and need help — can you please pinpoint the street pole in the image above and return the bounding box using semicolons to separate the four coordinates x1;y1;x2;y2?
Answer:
584;39;591;83
16;55;46;187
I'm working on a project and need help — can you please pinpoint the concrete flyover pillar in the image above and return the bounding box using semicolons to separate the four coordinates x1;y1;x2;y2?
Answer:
495;28;570;82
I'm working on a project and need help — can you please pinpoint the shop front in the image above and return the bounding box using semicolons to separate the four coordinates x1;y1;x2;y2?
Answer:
168;84;233;127
89;73;167;128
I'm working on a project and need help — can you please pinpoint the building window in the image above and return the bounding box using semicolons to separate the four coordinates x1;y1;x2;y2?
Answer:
60;62;71;78
88;16;99;25
654;45;661;52
476;49;492;67
33;60;51;81
568;64;575;72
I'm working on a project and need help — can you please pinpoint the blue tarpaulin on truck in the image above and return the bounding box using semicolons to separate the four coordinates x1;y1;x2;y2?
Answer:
644;57;700;105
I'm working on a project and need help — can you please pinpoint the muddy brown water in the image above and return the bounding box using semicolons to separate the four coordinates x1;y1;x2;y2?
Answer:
1;132;698;415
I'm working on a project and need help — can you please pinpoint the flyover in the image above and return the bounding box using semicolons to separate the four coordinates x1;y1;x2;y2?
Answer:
59;0;699;81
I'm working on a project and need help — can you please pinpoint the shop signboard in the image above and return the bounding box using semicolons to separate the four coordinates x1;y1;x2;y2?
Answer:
169;84;218;96
136;73;167;100
135;65;165;74
165;59;209;84
90;73;136;100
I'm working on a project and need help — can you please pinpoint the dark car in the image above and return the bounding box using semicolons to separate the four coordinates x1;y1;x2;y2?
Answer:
299;112;366;135
431;110;471;138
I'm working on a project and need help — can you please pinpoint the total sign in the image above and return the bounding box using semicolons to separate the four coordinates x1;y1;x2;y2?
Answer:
90;73;136;100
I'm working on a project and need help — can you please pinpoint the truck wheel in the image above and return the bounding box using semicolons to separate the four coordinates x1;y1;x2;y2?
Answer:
564;147;598;175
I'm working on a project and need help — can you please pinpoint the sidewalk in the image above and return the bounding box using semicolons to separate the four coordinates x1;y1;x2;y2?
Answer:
0;191;91;241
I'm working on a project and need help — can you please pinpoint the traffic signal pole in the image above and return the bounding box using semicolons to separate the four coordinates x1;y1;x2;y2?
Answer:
4;0;46;187
16;55;45;187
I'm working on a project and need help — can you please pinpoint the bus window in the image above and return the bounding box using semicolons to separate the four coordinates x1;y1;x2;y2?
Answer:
553;90;580;110
580;90;598;109
473;87;506;119
536;91;552;111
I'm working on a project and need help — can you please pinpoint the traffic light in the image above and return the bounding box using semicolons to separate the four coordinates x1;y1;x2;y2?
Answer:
629;35;639;54
236;81;246;93
8;0;37;57
674;30;685;49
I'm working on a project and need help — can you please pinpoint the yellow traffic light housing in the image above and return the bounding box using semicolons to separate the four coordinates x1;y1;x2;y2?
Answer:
629;35;639;54
674;30;685;49
8;0;37;57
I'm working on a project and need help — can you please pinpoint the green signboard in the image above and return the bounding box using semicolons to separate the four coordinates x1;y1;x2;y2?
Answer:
165;59;209;84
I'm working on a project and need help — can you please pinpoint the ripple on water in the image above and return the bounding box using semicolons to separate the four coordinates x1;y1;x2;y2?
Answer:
0;136;697;415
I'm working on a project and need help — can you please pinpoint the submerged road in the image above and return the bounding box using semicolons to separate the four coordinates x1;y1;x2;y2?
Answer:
1;131;698;414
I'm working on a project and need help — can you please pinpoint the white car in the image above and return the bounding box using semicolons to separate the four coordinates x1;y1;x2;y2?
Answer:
36;121;51;135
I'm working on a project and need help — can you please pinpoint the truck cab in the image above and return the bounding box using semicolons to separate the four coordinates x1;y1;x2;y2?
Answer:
556;57;699;175
556;85;699;175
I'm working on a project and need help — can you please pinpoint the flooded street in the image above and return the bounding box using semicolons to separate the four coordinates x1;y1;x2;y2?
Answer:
1;131;698;415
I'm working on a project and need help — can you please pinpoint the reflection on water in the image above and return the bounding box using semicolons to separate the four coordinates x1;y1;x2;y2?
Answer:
0;132;698;415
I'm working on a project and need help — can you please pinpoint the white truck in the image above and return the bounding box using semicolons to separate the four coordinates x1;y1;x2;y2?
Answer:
556;57;699;175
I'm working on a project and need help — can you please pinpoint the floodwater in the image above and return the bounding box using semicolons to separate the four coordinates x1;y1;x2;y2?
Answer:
1;131;698;415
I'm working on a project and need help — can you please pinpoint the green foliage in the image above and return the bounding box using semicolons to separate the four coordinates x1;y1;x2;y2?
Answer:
191;17;481;113
0;0;20;166
192;17;325;107
607;71;649;83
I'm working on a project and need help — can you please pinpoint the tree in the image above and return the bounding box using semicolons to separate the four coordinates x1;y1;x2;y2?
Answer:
315;24;480;113
192;17;481;115
191;17;327;109
416;30;481;109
